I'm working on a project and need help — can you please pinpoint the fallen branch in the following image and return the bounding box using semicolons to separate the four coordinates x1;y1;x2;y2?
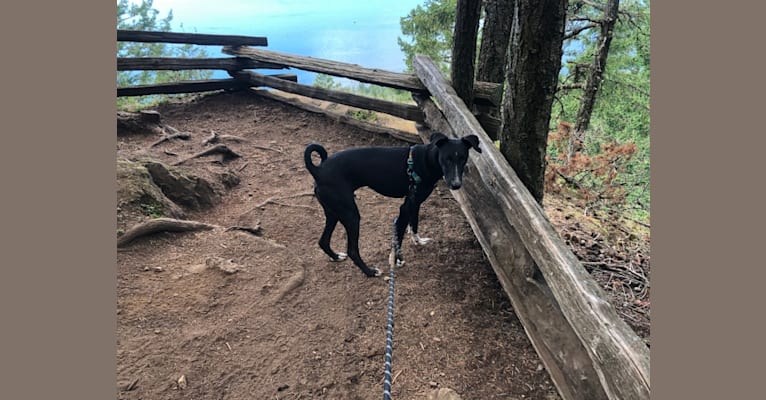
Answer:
117;218;217;247
173;144;242;165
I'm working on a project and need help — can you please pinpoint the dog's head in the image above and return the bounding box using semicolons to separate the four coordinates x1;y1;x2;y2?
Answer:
429;132;482;190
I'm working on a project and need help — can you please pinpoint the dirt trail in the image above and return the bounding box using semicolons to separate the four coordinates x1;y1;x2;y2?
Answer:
117;91;561;400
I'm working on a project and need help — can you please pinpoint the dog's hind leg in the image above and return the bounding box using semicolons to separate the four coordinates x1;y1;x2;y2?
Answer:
318;208;347;262
330;195;380;277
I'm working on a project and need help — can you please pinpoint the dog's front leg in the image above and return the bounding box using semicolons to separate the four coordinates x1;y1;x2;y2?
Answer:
408;186;435;246
389;204;410;268
408;202;433;246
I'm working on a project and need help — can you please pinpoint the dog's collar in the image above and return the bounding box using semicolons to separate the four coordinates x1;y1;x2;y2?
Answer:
407;147;422;185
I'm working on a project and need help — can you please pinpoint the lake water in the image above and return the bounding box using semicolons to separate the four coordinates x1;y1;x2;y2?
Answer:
148;0;425;85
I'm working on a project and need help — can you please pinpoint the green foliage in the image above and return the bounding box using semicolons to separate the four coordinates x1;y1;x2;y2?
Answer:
313;73;342;91
347;109;379;123
397;0;457;74
396;0;650;220
555;0;651;218
117;0;213;110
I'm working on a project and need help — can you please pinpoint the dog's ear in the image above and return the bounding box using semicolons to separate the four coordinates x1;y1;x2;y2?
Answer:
462;135;482;153
430;132;449;147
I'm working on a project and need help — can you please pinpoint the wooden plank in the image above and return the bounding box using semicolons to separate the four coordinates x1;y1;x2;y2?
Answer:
117;79;247;97
117;30;268;46
414;94;607;400
412;54;650;400
117;57;286;71
223;46;503;107
230;70;425;123
251;89;419;144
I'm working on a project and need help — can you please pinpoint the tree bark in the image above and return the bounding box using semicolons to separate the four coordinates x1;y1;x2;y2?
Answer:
476;0;514;140
500;0;568;204
409;55;650;397
571;0;620;154
477;0;514;85
450;0;483;109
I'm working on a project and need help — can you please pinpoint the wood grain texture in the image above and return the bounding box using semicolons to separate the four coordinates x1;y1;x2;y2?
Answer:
413;54;650;400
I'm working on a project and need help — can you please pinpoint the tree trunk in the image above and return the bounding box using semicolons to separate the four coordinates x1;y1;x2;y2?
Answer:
476;0;514;140
571;0;620;155
477;0;514;85
500;0;568;204
450;0;483;109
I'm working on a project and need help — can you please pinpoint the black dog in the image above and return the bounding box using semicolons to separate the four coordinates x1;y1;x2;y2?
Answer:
304;132;481;277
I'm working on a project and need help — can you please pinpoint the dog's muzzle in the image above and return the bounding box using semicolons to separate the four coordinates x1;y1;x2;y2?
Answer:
447;179;462;190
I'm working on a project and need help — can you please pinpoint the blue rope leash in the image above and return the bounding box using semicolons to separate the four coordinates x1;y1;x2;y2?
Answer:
383;221;397;400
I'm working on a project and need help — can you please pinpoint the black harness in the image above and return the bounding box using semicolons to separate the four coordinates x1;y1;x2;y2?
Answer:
406;146;421;199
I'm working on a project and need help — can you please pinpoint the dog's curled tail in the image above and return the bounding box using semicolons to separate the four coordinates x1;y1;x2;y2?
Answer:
304;143;327;180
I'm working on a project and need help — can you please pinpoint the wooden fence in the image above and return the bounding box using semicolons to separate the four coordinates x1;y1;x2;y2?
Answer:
117;30;650;399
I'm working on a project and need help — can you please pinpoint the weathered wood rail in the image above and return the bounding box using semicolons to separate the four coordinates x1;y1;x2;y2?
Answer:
115;31;650;399
412;54;650;400
117;30;268;46
229;70;425;123
117;57;285;71
223;45;502;107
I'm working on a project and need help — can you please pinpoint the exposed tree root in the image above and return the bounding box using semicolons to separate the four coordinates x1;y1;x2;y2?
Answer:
150;125;192;148
117;218;217;247
251;145;285;154
202;130;250;146
272;263;307;303
225;225;263;236
253;191;316;211
117;110;163;136
173;145;242;166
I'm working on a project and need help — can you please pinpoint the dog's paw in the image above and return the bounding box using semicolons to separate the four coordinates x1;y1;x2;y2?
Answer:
411;234;433;246
368;268;382;277
389;250;406;268
331;252;348;262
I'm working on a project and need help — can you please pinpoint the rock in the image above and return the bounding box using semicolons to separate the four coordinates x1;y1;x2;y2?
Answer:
177;374;187;389
144;161;220;210
206;256;242;274
116;157;185;221
219;171;241;189
427;387;462;400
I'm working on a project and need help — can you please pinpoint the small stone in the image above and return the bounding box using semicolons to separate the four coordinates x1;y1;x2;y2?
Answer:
177;375;187;389
429;381;439;388
428;387;462;400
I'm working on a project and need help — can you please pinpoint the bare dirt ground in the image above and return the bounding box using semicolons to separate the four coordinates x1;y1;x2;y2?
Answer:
116;90;649;400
